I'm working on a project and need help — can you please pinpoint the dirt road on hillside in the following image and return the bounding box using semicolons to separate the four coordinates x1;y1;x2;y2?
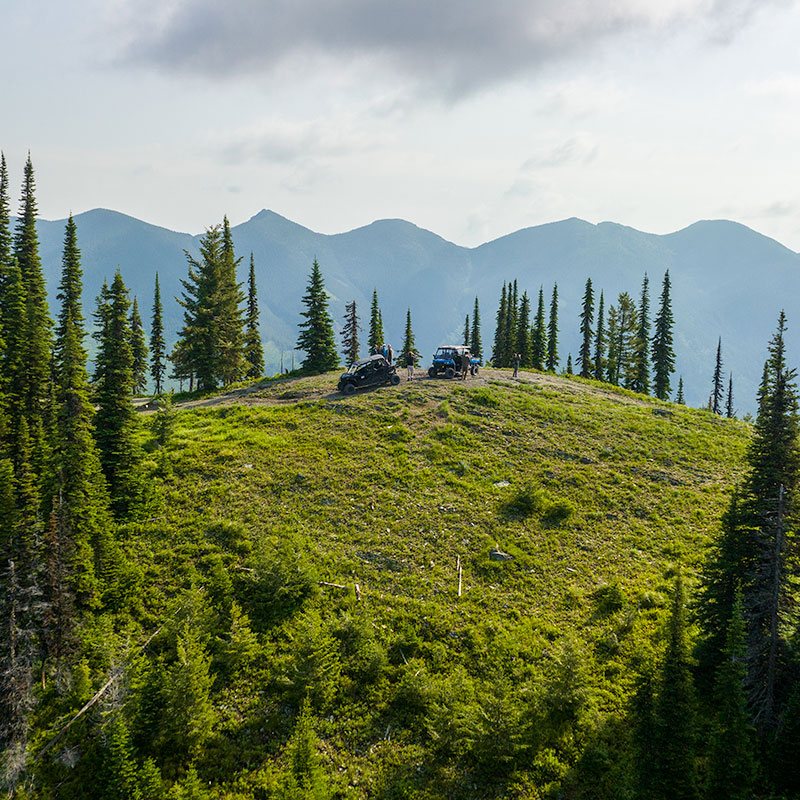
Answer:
140;367;658;413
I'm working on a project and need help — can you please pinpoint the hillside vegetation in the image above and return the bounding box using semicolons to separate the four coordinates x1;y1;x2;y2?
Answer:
43;370;749;799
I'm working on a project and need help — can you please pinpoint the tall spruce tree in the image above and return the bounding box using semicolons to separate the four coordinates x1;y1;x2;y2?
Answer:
492;283;508;367
705;594;756;800
463;314;470;347
676;376;685;404
93;271;142;516
516;291;532;367
712;338;724;414
578;278;594;378
726;375;735;418
699;313;800;736
546;284;559;372
149;274;166;395
243;253;265;379
630;274;651;394
0;153;12;311
341;300;361;366
651;270;675;400
129;297;148;395
470;297;483;361
401;308;416;359
13;155;53;475
503;280;518;366
217;217;246;386
296;260;339;374
531;286;546;371
593;290;605;381
368;289;384;353
52;217;110;606
652;574;698;800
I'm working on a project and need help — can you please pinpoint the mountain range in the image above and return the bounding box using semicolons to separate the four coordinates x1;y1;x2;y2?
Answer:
25;208;800;413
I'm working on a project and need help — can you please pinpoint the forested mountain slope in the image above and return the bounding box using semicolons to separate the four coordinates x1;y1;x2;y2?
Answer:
32;370;749;798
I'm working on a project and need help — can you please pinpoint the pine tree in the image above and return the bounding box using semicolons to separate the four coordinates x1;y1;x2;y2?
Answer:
93;271;142;516
243;253;264;379
566;354;573;375
296;260;339;374
150;274;166;395
614;292;638;388
0;152;12;305
129;297;148;395
651;270;675;400
546;284;559;372
401;308;416;359
676;376;685;404
593;290;605;381
341;300;361;366
281;698;330;799
712;338;724;414
726;375;735;418
368;289;383;353
706;594;756;800
502;280;518;366
578;278;594;378
652;574;698;800
531;287;546;371
470;297;483;362
217;217;246;386
13;155;53;475
492;283;508;367
515;291;531;367
630;274;651;394
463;314;470;347
102;713;142;800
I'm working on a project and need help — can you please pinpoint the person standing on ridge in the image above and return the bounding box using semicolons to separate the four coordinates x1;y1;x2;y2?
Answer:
387;343;394;365
405;348;419;381
513;352;520;378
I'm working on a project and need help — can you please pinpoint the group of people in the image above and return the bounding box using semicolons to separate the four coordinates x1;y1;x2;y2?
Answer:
370;343;421;381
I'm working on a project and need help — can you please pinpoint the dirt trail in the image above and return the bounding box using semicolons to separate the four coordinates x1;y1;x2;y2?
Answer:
142;367;657;413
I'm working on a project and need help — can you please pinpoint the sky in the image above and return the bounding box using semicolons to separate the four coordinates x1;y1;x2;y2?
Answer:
3;0;800;250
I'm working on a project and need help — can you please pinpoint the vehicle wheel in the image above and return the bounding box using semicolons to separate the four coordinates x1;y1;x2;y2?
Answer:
445;367;456;379
390;374;400;385
343;382;356;395
471;365;479;376
428;367;437;378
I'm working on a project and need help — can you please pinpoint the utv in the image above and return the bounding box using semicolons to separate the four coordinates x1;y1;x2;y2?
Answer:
338;354;401;395
428;345;473;379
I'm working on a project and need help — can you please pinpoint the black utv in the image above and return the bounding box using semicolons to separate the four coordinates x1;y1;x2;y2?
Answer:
338;354;401;395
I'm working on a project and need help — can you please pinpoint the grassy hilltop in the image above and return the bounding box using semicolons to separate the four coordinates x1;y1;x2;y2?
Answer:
56;370;749;798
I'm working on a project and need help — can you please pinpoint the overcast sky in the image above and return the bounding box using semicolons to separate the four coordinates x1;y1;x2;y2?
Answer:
3;0;800;249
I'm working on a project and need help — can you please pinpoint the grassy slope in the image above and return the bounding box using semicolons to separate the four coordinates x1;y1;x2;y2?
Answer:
127;371;748;797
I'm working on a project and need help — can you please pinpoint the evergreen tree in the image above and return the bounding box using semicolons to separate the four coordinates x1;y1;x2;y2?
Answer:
150;274;166;395
470;297;483;362
492;283;508;367
605;303;620;383
699;313;800;735
243;252;264;379
102;713;142;800
93;271;142;516
217;217;246;386
651;270;675;400
12;155;53;475
630;274;651;394
631;672;658;800
726;375;735;418
502;280;518;366
531;286;546;371
515;291;531;367
676;376;685;404
578;278;594;378
281;698;330;799
463;314;470;347
340;300;361;366
0;152;12;308
296;260;339;374
712;337;724;414
706;594;756;800
652;574;698;800
368;289;383;353
129;297;148;395
566;354;573;375
546;284;559;372
612;292;638;388
593;290;605;381
401;308;416;359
